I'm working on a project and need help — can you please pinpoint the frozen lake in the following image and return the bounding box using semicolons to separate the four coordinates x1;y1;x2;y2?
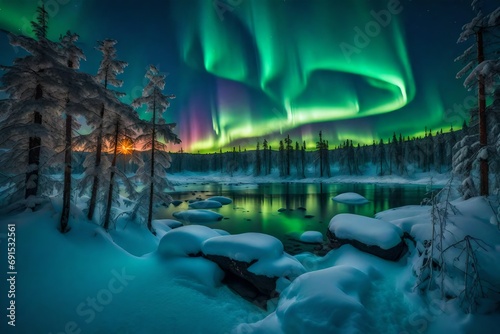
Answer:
158;182;436;254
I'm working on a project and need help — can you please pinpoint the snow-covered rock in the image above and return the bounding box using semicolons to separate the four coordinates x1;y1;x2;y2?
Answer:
153;219;183;229
332;192;369;205
188;200;223;209
173;209;223;223
213;228;230;236
152;219;183;238
235;265;373;334
203;233;284;262
157;225;220;258
207;196;233;205
328;214;407;261
201;233;305;304
299;231;323;244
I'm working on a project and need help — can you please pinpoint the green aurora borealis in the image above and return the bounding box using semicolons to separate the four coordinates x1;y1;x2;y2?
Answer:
0;0;481;152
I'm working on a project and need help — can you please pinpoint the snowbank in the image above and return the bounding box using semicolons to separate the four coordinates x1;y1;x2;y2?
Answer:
328;213;403;250
153;219;183;229
167;170;452;186
173;209;223;223
332;192;369;205
235;265;373;334
152;219;182;238
107;217;163;256
157;225;220;258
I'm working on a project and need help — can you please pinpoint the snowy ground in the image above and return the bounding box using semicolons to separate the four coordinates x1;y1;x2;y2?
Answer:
1;180;499;333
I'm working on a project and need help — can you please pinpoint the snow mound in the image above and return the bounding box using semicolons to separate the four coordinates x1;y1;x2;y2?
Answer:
157;225;220;258
189;200;223;209
168;257;225;288
248;252;305;279
152;219;182;238
173;209;223;222
109;219;160;256
332;192;369;205
375;205;430;222
207;196;233;205
213;228;230;236
236;265;373;334
153;219;183;229
328;213;403;250
203;233;283;262
202;233;305;279
299;231;323;244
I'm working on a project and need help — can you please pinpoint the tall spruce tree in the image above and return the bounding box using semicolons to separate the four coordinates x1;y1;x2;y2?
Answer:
456;2;500;195
86;39;128;221
131;65;180;233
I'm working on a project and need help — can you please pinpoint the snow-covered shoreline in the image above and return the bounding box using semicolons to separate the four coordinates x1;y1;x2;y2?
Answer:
167;170;453;187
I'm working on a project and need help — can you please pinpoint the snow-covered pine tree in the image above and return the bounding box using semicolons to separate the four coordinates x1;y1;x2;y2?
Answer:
131;65;180;233
488;88;500;192
58;31;86;232
453;119;479;199
0;7;68;208
86;39;128;221
455;2;500;196
102;107;141;231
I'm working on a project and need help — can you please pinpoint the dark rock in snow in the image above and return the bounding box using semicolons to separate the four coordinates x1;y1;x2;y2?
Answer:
297;207;307;211
203;254;278;307
304;215;314;219
171;200;183;207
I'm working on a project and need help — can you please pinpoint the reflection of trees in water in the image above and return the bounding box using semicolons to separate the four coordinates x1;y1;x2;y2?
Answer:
391;187;403;208
159;183;436;239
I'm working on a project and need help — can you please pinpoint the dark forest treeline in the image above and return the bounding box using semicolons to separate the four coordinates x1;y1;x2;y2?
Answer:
164;126;464;177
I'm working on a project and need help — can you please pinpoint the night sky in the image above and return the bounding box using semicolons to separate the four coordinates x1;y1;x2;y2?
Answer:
0;0;489;152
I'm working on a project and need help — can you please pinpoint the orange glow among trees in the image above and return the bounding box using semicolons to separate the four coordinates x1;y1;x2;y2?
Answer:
117;138;134;155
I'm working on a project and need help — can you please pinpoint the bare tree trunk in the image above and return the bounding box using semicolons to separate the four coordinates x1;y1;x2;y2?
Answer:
25;85;43;199
103;120;120;230
477;29;488;196
60;60;78;232
87;103;106;220
60;114;72;233
147;99;156;233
